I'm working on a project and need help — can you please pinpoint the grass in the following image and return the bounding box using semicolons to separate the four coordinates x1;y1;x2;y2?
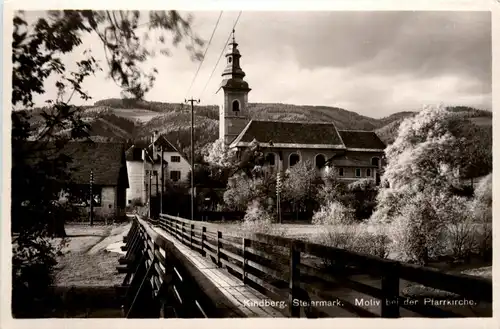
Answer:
53;223;130;286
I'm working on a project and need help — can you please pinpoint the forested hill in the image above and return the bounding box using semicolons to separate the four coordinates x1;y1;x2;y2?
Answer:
93;98;415;131
18;98;491;159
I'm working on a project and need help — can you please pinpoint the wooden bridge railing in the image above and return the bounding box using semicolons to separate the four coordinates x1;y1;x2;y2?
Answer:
116;215;245;318
156;213;492;318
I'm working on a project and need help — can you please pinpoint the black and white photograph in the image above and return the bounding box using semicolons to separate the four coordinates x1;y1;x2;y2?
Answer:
2;2;496;326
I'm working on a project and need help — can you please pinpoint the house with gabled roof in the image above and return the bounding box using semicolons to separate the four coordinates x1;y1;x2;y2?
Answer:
217;31;385;184
125;132;191;204
17;141;129;219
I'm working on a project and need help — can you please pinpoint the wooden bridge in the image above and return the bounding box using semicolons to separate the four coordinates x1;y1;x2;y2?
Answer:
116;214;492;318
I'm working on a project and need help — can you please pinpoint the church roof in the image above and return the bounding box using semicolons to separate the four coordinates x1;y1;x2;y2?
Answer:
337;130;386;150
229;120;387;151
230;120;345;149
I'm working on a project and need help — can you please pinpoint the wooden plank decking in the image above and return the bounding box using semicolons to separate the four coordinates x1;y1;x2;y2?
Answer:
148;222;286;318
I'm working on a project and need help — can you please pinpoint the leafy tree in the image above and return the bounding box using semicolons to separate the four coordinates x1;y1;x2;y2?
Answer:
316;166;347;205
11;10;203;316
223;169;277;214
371;105;491;264
344;179;378;220
281;161;321;215
203;138;237;168
371;105;463;224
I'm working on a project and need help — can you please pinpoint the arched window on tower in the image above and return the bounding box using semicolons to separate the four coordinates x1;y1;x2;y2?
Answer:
232;100;240;112
289;153;300;167
315;154;326;169
228;57;232;64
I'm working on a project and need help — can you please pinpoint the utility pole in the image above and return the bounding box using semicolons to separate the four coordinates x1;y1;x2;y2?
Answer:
89;170;94;226
155;171;159;218
185;98;200;221
149;171;152;218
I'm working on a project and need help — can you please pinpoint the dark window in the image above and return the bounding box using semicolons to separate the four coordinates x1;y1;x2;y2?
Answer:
289;153;300;167
128;200;131;204
355;168;361;177
371;157;380;166
338;168;344;176
171;155;181;163
266;153;276;166
366;168;371;177
153;170;158;176
315;154;326;169
228;57;232;64
232;100;240;112
170;171;181;182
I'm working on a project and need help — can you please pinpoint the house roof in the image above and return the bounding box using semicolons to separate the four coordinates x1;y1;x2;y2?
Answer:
151;135;179;153
126;135;180;163
125;146;143;161
230;120;345;149
18;141;128;186
337;130;386;150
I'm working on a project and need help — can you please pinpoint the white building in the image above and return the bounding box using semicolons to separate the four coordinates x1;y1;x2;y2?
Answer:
125;133;191;205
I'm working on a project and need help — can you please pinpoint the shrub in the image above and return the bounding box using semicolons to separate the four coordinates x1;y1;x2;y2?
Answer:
312;201;355;226
312;202;388;261
438;196;477;261
311;223;389;270
241;200;275;235
239;201;287;260
472;174;492;259
387;193;446;265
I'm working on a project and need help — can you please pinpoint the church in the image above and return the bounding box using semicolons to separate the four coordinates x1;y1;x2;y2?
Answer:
218;32;386;184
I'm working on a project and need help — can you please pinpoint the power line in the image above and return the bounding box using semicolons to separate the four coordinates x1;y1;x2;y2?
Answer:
184;11;224;99
199;11;242;100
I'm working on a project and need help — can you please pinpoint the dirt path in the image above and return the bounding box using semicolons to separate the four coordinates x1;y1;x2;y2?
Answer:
54;223;130;286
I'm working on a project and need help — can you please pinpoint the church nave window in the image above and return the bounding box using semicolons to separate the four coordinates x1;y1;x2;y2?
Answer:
266;153;276;166
289;153;300;167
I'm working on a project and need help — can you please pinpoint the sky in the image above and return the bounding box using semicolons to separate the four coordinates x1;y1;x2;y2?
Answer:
26;10;492;119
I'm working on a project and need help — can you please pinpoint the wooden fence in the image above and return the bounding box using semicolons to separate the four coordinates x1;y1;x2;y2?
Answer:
117;216;243;318
156;213;492;318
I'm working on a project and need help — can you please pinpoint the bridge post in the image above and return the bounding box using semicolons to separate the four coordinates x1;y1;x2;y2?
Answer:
190;224;194;249
289;241;301;317
159;299;166;318
381;262;400;318
242;238;248;284
217;231;222;267
201;227;206;256
181;222;185;244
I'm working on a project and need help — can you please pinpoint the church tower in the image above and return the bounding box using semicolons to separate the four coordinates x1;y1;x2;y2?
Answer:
219;30;251;145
